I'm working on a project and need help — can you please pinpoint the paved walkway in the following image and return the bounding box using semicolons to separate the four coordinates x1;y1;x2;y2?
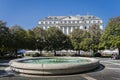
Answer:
0;58;120;80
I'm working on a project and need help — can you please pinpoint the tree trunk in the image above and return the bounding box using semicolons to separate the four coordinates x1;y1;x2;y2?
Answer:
93;49;97;54
78;50;80;56
92;49;97;57
54;50;56;56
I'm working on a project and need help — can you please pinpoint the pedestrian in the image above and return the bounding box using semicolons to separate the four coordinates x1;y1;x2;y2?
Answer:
111;54;114;59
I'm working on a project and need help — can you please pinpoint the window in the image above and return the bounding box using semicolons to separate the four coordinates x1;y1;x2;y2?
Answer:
75;21;77;23
97;20;100;23
80;17;83;19
79;21;82;23
84;26;87;29
68;21;71;23
43;21;45;24
52;21;54;24
73;21;75;23
93;16;96;19
49;22;52;24
88;16;91;19
43;26;46;29
93;21;96;23
98;20;102;23
69;16;71;19
66;21;69;24
86;21;89;23
47;21;49;24
41;21;43;24
45;22;47;24
64;21;66;23
55;17;57;19
56;21;58;24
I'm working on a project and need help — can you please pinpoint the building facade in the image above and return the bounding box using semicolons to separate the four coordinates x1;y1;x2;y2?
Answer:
38;15;103;35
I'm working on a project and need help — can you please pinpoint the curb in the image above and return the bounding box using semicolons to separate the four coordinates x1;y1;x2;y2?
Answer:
0;67;15;78
0;63;9;66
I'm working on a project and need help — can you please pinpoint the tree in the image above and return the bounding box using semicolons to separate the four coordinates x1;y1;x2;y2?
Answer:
10;25;27;57
88;24;102;53
62;36;73;50
32;27;46;54
25;29;36;50
45;27;69;56
80;31;91;51
101;17;120;56
70;29;90;54
0;20;11;56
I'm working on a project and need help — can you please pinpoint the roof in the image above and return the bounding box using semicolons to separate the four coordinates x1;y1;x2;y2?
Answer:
40;15;101;21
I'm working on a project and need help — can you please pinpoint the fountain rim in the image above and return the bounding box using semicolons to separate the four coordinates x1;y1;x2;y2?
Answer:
13;57;96;63
9;57;99;75
10;57;99;70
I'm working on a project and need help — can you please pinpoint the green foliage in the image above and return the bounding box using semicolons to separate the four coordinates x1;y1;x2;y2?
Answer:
70;29;91;51
45;27;70;55
25;30;36;50
101;17;120;48
32;27;46;52
80;38;92;51
33;27;46;38
88;24;102;52
1;16;120;57
10;25;27;49
0;20;11;56
101;16;120;55
70;29;84;50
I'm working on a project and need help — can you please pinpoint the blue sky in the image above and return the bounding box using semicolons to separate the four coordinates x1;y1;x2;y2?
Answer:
0;0;120;29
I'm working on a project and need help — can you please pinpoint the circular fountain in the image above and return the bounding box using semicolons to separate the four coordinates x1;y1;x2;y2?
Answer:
10;57;99;75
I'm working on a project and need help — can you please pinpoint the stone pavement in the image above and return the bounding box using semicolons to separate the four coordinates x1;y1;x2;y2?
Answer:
0;58;120;80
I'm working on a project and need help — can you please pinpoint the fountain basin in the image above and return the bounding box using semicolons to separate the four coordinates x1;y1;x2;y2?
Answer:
10;57;99;75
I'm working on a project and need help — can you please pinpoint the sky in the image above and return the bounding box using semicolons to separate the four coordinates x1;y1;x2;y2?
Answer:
0;0;120;30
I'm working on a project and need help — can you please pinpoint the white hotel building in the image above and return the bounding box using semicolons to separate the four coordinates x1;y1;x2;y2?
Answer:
38;15;103;35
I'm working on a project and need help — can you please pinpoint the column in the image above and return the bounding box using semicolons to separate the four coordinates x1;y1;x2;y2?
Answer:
66;26;67;35
68;26;71;34
71;26;73;33
64;27;67;34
